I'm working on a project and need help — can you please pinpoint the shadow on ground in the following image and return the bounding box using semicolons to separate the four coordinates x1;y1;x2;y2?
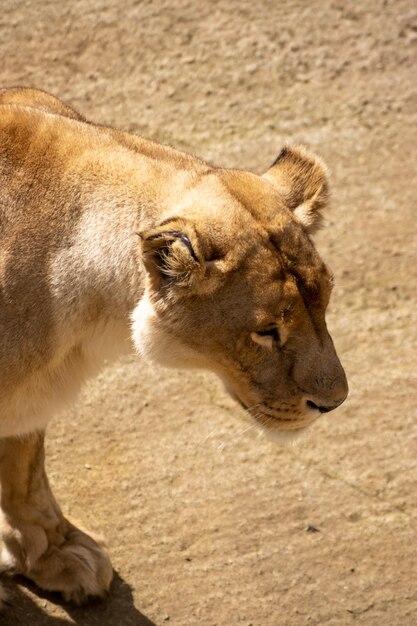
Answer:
1;571;156;626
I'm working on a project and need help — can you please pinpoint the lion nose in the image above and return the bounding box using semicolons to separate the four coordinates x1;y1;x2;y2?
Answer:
306;399;345;414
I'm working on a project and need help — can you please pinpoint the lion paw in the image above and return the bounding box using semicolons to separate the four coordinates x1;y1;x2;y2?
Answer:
26;524;113;604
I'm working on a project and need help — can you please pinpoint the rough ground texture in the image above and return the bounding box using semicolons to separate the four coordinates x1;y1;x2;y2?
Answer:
1;0;416;624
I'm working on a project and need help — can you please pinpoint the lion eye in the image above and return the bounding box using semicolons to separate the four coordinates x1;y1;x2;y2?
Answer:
251;328;280;349
257;328;280;341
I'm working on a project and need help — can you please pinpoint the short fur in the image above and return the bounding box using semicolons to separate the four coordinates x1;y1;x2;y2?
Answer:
0;89;348;606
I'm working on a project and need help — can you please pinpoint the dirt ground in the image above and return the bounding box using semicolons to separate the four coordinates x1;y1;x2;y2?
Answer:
1;0;416;624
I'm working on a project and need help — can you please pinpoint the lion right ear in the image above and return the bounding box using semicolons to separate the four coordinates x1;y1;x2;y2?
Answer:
138;221;203;290
262;145;330;234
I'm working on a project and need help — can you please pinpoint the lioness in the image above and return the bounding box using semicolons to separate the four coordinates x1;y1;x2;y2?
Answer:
0;88;348;606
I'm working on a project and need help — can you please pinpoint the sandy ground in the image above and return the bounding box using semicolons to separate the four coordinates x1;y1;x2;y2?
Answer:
1;0;416;624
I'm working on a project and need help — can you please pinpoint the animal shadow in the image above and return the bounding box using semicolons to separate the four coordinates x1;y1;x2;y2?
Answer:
0;570;156;625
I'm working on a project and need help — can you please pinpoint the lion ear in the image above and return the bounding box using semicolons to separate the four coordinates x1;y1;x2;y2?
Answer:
138;222;202;289
262;145;330;234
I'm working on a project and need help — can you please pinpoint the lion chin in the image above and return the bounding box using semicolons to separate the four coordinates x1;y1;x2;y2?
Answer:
260;422;311;445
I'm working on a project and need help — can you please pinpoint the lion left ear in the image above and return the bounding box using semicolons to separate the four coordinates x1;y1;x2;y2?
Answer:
138;221;203;290
262;145;330;234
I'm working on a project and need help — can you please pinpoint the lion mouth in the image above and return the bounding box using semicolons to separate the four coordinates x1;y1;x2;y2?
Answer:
229;391;317;432
253;412;316;431
234;398;316;432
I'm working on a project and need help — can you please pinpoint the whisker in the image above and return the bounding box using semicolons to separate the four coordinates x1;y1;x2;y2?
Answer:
219;421;259;448
195;427;221;448
217;422;259;453
245;403;262;412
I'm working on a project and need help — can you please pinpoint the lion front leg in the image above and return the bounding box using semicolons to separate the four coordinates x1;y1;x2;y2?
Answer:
0;431;113;604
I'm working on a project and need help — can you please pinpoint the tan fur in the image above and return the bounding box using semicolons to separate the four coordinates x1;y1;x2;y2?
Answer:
0;88;347;605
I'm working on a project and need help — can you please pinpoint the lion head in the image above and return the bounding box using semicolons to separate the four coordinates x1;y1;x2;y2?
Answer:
132;146;348;439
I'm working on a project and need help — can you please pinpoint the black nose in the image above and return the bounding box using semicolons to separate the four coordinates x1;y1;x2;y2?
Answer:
306;400;341;414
